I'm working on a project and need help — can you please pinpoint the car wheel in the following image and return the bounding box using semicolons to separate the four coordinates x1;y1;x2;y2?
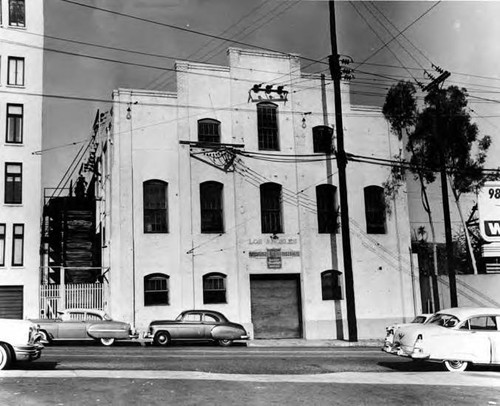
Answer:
218;339;233;347
154;331;171;347
444;360;469;372
0;343;12;370
39;330;51;344
100;338;115;346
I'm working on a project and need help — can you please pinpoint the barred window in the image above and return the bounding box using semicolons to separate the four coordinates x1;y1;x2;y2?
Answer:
313;126;333;153
9;0;25;27
260;182;283;234
364;185;386;234
7;104;23;143
5;163;22;204
203;273;227;304
200;181;224;233
144;273;169;306
321;270;342;300
316;184;338;234
7;57;24;86
257;102;279;150
198;119;220;143
143;180;168;233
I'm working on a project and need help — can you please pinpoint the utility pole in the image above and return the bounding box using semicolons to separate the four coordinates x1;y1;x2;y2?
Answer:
328;0;357;342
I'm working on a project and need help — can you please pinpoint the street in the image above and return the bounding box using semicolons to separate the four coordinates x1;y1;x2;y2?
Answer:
0;343;499;405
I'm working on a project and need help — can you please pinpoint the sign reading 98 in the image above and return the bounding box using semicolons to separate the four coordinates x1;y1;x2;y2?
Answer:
488;188;500;199
479;182;500;242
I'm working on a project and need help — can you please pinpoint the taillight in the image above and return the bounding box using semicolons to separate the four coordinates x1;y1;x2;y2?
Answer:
413;334;424;353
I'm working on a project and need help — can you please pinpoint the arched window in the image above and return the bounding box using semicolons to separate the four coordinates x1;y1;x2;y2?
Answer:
364;185;386;234
198;118;221;143
316;184;338;234
143;180;168;233
144;273;169;306
312;126;333;153
203;273;227;304
260;182;283;233
200;181;224;233
257;102;279;151
321;270;342;300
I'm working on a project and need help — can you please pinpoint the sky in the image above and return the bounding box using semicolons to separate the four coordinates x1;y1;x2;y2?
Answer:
41;0;500;234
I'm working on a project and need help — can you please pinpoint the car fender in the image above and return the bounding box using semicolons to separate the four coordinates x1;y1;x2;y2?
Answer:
87;323;130;339
211;324;245;340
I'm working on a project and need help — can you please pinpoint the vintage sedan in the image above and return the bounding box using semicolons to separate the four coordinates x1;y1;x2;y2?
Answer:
0;318;43;370
31;308;138;346
145;310;249;347
383;307;500;371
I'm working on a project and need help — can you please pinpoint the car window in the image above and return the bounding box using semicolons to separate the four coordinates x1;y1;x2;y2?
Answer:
412;316;426;324
86;313;103;321
203;314;218;323
466;316;498;331
427;314;460;328
183;313;202;322
68;312;85;321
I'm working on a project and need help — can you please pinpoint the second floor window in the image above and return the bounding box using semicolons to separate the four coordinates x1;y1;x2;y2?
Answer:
144;273;169;306
6;104;23;143
8;57;24;86
260;182;283;233
200;181;224;233
313;126;334;153
316;184;338;234
9;0;25;27
198;119;220;143
364;185;386;234
257;102;279;150
12;224;24;266
5;163;22;204
0;224;5;266
143;180;168;233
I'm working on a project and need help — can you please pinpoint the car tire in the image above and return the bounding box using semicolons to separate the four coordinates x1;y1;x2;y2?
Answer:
444;360;469;372
218;339;233;347
0;343;12;370
39;330;51;345
100;338;115;346
154;331;171;347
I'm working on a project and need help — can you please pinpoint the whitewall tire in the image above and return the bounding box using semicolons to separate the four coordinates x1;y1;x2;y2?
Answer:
0;343;12;370
444;360;468;372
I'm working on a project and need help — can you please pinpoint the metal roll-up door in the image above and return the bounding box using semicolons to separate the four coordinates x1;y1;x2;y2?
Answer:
0;286;24;319
250;274;302;339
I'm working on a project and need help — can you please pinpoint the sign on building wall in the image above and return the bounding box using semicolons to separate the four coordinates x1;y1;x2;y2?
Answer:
478;182;500;242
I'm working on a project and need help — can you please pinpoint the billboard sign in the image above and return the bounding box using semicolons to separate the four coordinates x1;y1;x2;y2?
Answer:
478;182;500;242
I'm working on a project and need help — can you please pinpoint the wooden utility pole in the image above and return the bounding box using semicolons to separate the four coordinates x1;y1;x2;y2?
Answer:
328;0;358;342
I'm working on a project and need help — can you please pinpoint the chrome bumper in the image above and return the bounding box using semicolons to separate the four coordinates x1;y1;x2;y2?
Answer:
382;343;429;359
14;343;44;361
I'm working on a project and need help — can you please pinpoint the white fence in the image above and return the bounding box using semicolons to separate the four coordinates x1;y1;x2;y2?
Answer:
39;284;105;319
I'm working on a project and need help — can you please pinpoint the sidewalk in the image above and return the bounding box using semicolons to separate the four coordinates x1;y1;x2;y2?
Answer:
246;338;384;348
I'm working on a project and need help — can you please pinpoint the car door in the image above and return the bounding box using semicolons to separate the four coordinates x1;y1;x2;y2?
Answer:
458;315;497;364
58;311;88;339
201;313;218;339
178;312;204;339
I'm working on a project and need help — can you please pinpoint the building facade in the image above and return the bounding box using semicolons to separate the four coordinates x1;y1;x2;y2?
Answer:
100;48;418;339
0;0;43;318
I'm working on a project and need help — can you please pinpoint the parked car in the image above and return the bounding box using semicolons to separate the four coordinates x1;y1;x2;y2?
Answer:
384;313;432;343
145;310;250;347
31;308;138;346
0;318;43;370
383;307;500;371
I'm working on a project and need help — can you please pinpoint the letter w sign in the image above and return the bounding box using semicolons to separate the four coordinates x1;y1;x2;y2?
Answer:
485;221;500;236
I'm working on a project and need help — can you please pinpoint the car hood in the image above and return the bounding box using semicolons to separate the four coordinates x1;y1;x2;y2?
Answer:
0;318;37;329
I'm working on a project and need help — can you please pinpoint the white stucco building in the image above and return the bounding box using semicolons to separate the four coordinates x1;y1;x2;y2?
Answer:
99;48;418;339
0;0;43;318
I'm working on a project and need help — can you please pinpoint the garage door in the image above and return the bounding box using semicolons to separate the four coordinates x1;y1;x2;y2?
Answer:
250;274;302;339
0;286;23;319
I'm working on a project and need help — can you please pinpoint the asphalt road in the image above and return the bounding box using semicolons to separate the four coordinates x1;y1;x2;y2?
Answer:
0;343;499;405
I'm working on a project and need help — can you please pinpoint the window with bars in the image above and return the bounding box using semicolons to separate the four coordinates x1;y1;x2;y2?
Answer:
257;102;279;150
5;163;22;204
0;224;5;266
312;126;333;153
260;182;283;233
316;184;338;234
200;181;224;233
6;104;23;143
144;273;169;306
198;119;221;143
12;223;24;266
143;180;168;233
9;0;25;27
321;270;342;300
7;57;24;86
364;185;386;234
203;273;227;304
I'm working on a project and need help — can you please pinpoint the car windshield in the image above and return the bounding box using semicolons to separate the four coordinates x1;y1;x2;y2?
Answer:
411;316;427;324
427;313;460;328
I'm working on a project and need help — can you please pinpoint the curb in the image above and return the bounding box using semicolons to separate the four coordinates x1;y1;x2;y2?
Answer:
246;339;384;348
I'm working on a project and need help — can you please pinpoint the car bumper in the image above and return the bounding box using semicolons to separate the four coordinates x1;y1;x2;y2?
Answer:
382;343;429;359
13;343;44;361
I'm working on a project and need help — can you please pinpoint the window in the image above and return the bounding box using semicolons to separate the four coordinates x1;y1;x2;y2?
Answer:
184;313;202;322
6;104;23;143
462;316;498;331
321;270;342;300
144;273;169;306
9;0;25;27
203;273;227;304
198;119;220;143
5;163;22;204
200;181;224;233
364;185;386;234
260;182;283;233
12;223;23;266
7;57;24;86
0;224;5;266
257;102;279;150
316;184;338;234
313;126;333;153
143;180;168;233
